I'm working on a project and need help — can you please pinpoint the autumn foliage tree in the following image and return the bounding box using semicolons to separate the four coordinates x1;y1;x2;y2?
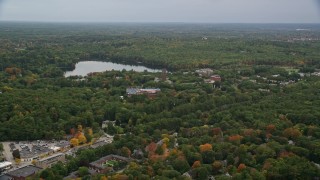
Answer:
237;163;246;172
283;128;302;140
192;160;201;169
228;135;243;144
212;127;222;136
70;138;79;147
78;134;87;144
199;143;213;152
266;124;276;133
212;161;223;174
5;67;22;75
146;142;157;154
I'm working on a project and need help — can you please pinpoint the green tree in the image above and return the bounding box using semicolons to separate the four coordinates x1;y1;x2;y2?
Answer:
172;158;191;174
78;166;89;177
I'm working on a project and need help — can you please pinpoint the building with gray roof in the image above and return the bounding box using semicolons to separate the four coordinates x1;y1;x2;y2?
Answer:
35;153;65;169
6;165;42;180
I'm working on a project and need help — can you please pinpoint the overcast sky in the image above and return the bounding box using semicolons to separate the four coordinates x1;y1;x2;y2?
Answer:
0;0;319;23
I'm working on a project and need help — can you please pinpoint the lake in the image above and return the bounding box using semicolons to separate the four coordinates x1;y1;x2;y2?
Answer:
64;61;162;77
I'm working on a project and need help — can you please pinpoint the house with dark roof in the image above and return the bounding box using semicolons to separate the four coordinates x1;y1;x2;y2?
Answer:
6;165;42;180
89;154;130;173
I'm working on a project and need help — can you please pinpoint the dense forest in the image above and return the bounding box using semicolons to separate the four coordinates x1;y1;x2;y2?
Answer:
1;23;320;179
1;23;320;72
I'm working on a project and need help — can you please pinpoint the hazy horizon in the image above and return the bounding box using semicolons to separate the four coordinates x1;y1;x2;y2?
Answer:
0;0;320;23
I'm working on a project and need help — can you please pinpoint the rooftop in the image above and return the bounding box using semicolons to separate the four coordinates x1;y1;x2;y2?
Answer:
91;141;108;149
20;145;52;159
126;88;161;95
126;88;140;95
63;169;97;180
6;165;42;178
0;162;12;169
0;174;12;180
37;153;64;162
56;141;70;148
90;154;130;170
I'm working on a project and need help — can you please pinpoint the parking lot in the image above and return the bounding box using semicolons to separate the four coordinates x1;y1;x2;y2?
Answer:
1;140;65;168
0;135;114;174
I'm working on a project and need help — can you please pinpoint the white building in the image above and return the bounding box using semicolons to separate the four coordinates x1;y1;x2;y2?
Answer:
0;161;13;172
195;68;214;77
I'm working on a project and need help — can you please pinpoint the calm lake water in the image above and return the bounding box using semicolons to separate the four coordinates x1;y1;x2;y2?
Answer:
64;61;161;77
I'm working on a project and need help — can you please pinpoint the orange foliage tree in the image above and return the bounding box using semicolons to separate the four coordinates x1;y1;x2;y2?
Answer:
237;163;246;172
192;161;201;169
146;142;157;153
266;124;276;132
5;67;21;75
228;135;243;142
199;143;213;152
